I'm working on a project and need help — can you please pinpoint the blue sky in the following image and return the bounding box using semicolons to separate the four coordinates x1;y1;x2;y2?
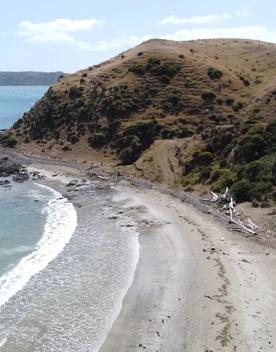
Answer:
1;0;275;72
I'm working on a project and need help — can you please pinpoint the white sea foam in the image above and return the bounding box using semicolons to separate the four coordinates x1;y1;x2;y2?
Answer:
0;337;7;348
0;183;77;308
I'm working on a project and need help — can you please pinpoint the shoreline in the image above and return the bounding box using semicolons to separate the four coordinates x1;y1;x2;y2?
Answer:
1;156;276;351
100;184;276;351
0;179;77;309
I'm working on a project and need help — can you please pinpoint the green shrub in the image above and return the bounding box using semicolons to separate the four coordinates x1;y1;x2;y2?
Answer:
120;136;143;164
249;181;272;201
129;63;145;75
244;160;266;182
147;57;161;66
123;120;159;149
160;75;170;84
201;91;216;102
230;179;252;202
199;166;212;182
0;134;17;148
88;131;106;148
213;169;235;190
69;86;82;99
193;151;213;166
232;101;243;112
235;133;266;163
225;97;234;105
239;76;250;86
207;67;222;80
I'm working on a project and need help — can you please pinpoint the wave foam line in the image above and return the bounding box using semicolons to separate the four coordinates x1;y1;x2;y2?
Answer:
0;183;78;308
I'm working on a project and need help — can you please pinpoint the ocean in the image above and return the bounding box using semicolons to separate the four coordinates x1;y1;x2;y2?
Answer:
0;86;48;130
0;181;140;351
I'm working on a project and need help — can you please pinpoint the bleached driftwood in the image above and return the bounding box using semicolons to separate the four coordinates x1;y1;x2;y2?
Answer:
200;187;257;236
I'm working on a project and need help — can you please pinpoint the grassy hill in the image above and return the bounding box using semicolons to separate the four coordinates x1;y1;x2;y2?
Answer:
4;39;276;204
0;71;64;86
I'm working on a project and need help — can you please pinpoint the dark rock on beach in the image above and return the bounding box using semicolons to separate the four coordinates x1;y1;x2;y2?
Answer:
0;146;29;183
12;172;29;183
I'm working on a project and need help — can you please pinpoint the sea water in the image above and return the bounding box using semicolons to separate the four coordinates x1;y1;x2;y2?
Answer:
0;181;140;352
0;86;48;129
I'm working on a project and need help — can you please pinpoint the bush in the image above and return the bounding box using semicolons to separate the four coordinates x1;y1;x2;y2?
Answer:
244;160;266;182
201;91;216;102
160;75;170;84
207;67;222;80
225;97;234;106
88;132;106;148
235;133;266;163
123;121;159;149
193;151;213;166
213;169;235;190
232;101;243;112
129;63;145;75
117;121;160;164
249;181;272;201
0;134;17;148
239;76;250;86
69;86;82;99
120;136;142;164
230;179;252;202
199;166;212;182
147;57;161;66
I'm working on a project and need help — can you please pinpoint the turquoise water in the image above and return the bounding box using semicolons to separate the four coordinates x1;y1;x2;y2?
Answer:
0;86;48;129
0;182;49;278
0;182;140;352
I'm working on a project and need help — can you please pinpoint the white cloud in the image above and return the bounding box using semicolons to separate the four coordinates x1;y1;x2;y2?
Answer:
237;8;250;17
79;33;153;51
161;25;276;43
158;13;231;25
17;18;104;43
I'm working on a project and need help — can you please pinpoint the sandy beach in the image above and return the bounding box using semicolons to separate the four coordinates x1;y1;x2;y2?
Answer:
99;184;276;352
13;158;276;351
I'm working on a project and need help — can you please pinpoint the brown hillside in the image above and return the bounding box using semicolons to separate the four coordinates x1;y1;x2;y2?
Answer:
5;38;276;203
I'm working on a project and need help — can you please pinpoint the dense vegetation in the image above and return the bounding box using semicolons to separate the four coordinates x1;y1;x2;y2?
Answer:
6;39;276;204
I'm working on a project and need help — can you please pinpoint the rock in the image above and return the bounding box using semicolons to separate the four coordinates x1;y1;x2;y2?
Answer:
66;180;78;187
108;215;118;220
0;179;10;186
12;172;29;183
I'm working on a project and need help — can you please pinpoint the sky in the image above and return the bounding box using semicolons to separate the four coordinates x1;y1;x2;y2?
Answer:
0;0;275;73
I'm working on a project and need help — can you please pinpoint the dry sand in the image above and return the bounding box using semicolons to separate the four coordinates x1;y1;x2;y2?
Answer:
100;184;276;352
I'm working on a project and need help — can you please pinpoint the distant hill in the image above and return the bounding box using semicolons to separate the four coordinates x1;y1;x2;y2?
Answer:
5;39;276;204
0;71;65;86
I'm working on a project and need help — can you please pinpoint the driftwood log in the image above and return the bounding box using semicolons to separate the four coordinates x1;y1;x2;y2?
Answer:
200;187;258;236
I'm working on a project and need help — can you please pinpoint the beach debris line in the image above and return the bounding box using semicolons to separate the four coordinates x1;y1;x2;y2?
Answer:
200;187;258;236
